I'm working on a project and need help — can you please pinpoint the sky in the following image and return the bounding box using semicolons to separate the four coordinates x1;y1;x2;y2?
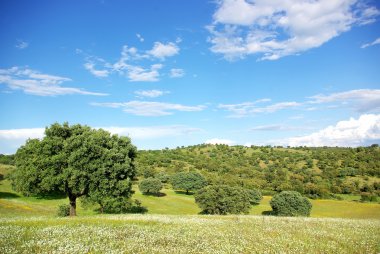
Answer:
1;0;380;154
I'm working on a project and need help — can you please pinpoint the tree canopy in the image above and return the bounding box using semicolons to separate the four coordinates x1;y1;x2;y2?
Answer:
195;185;251;215
270;191;312;217
139;178;163;195
11;123;136;216
171;172;207;194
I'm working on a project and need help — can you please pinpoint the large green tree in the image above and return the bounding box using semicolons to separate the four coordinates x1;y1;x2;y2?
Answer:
139;178;163;195
171;172;207;194
11;123;136;216
195;185;251;215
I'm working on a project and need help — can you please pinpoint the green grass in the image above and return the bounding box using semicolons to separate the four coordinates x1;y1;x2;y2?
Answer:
1;215;379;253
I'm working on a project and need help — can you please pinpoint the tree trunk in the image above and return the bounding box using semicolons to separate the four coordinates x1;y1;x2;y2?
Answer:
68;194;77;216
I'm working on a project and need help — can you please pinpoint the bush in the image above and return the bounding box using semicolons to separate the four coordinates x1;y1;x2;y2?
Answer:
57;204;70;217
360;192;378;202
270;191;312;217
246;188;262;205
195;185;251;215
139;178;163;195
101;198;147;214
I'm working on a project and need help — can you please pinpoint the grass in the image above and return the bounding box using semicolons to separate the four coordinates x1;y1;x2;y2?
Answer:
1;215;379;253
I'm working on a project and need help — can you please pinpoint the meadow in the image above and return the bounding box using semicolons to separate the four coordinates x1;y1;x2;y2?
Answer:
1;163;380;253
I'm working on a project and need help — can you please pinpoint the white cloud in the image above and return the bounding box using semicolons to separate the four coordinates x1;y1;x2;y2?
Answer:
136;33;144;42
0;67;107;96
91;101;206;116
309;89;380;112
361;37;380;48
147;42;180;60
83;41;180;81
286;114;380;147
205;138;235;145
134;89;169;98
170;68;185;78
84;62;109;78
219;99;300;117
127;64;163;82
15;40;29;49
208;0;379;60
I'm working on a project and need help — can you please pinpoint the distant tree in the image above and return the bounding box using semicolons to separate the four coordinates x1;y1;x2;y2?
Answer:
11;123;136;216
269;191;312;217
171;172;207;194
246;188;263;205
156;172;170;183
139;178;163;195
195;185;251;215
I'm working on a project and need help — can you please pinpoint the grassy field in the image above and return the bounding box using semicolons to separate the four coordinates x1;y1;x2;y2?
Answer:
1;214;379;253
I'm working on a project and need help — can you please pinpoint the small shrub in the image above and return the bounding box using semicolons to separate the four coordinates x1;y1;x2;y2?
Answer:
57;204;70;217
270;191;312;217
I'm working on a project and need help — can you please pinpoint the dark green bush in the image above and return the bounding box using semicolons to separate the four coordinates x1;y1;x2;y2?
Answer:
57;204;70;217
360;192;378;202
171;172;207;194
270;191;312;217
195;185;251;215
246;188;262;205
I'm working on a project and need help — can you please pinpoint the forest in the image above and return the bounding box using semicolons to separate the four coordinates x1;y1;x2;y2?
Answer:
136;144;380;200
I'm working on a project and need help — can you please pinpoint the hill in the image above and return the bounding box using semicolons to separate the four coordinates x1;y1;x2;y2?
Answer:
136;144;380;199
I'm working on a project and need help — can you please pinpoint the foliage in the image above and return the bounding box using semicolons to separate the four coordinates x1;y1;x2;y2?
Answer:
360;192;378;202
139;178;163;195
171;172;207;194
11;122;137;216
246;188;262;205
137;144;380;198
100;198;147;214
56;204;70;217
270;191;312;217
195;185;251;214
0;154;14;165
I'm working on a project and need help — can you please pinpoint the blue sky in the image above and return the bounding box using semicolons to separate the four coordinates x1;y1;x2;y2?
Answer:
1;0;380;154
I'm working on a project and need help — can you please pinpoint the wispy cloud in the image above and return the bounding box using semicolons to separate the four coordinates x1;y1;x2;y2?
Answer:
0;67;107;96
361;37;380;48
208;0;379;60
136;33;144;42
91;101;206;116
169;68;185;78
219;99;299;117
127;64;162;82
251;124;310;132
134;89;169;98
82;40;181;82
15;40;29;49
308;89;380;112
285;114;380;147
84;62;109;78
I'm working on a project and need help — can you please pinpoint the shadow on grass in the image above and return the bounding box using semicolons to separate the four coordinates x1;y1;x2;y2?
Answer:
0;191;20;199
36;192;67;200
262;210;275;216
142;192;167;197
174;190;194;195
